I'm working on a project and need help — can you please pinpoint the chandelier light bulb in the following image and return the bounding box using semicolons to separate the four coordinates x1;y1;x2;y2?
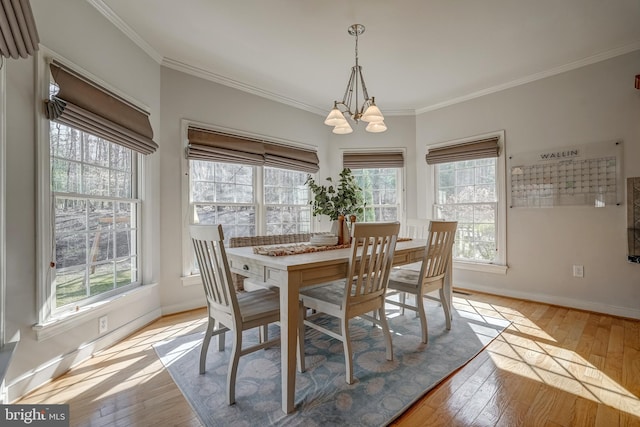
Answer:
324;104;347;126
361;101;384;123
333;122;353;134
365;121;387;133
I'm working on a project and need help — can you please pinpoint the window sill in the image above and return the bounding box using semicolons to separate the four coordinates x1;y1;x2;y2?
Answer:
181;274;201;287
453;261;508;275
32;283;158;341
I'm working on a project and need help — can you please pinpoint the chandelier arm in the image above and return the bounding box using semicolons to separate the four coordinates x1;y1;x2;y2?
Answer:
341;66;357;118
358;66;370;106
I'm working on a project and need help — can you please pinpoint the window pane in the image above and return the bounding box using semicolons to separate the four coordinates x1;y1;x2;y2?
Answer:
55;266;87;307
352;167;401;222
89;263;115;296
52;159;81;193
264;167;311;234
83;136;110;168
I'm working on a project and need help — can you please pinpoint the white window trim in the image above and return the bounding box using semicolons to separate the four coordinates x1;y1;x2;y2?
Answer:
0;63;6;348
428;130;508;273
35;48;151;325
340;147;407;223
180;120;318;280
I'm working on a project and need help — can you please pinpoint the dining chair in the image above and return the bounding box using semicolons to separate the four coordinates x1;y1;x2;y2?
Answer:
399;218;432;239
298;221;400;384
190;224;282;405
385;220;457;344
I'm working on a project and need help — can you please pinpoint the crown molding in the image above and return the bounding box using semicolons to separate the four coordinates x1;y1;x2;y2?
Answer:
87;0;163;64
417;41;640;114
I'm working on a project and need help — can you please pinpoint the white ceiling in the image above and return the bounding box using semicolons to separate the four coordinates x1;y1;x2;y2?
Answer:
91;0;640;116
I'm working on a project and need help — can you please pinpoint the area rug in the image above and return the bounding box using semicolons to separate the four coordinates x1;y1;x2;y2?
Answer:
154;301;510;427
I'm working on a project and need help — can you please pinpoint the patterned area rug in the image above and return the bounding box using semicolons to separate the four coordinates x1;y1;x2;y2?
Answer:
154;300;510;426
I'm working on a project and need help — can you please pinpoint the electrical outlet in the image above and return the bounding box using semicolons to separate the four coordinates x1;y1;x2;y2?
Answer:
572;265;584;278
99;316;108;334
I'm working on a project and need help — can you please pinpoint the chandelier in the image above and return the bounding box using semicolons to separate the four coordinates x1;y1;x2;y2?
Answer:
324;24;387;134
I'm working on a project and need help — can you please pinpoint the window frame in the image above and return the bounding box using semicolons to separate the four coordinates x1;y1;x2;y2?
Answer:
429;131;507;273
36;51;148;324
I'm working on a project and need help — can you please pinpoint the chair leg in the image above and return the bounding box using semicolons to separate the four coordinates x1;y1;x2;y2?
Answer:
227;328;242;405
440;288;452;330
400;292;406;315
259;324;269;343
217;320;226;351
200;317;215;374
378;306;394;361
297;301;306;373
341;318;354;384
417;292;429;344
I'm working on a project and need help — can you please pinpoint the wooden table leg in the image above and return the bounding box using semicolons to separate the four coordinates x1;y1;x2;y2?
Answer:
280;274;298;413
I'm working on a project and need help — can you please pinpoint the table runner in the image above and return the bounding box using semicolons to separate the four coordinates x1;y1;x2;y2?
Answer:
253;237;413;257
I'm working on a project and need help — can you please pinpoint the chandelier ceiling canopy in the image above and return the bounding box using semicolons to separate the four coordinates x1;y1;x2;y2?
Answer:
324;24;386;135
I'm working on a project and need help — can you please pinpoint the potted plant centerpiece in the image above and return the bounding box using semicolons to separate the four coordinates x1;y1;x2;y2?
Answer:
305;168;365;244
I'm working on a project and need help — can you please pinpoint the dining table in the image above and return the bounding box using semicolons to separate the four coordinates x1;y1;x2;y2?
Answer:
225;237;453;414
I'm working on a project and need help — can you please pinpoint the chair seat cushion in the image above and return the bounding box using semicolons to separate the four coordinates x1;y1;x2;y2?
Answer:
299;280;346;308
388;269;421;292
237;288;280;322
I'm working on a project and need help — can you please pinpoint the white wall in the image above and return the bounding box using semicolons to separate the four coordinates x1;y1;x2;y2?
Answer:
3;0;162;401
416;50;640;318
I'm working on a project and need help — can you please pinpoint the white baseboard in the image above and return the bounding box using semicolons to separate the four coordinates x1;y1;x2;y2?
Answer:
456;282;640;320
160;299;206;316
7;308;161;402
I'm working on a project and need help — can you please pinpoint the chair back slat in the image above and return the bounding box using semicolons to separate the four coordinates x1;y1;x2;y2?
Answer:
400;218;431;239
347;222;400;304
420;221;457;280
190;224;238;318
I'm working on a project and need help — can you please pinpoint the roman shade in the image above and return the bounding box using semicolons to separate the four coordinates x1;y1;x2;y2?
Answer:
187;127;319;173
44;62;157;155
343;151;404;168
0;0;39;59
425;136;500;165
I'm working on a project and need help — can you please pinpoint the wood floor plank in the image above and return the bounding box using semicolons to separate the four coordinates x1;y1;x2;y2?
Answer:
13;293;640;427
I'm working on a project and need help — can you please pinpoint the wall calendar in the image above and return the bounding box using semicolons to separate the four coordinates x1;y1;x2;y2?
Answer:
508;140;623;208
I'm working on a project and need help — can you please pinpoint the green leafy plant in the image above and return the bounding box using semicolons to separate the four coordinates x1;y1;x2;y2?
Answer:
305;168;365;221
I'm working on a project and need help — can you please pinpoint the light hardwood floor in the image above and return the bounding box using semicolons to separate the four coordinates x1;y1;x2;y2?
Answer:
16;291;640;426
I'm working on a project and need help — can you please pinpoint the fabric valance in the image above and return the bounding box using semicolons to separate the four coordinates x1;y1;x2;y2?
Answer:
44;62;157;155
343;151;404;169
0;0;39;59
186;127;319;173
425;136;500;165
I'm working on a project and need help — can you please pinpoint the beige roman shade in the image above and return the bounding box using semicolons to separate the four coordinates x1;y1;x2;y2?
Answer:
187;127;319;173
44;62;157;155
0;0;39;59
425;136;500;165
343;151;404;169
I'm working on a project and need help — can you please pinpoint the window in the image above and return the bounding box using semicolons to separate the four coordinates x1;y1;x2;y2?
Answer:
343;151;404;222
435;158;497;262
50;124;140;309
190;160;256;237
183;125;318;276
352;168;402;222
189;162;311;236
428;132;506;267
39;59;156;320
